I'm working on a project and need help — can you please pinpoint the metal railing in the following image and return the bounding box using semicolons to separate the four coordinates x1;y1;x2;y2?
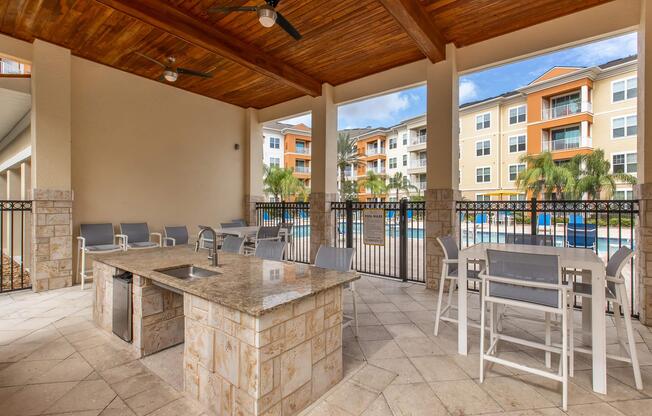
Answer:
331;200;426;282
411;135;427;145
367;167;386;174
542;136;592;152
366;147;386;156
411;159;427;169
541;101;592;120
294;166;311;173
456;198;639;317
255;202;310;263
295;147;310;155
0;201;32;293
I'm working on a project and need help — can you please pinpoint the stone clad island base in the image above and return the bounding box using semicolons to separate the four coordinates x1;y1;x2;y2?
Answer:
91;247;350;416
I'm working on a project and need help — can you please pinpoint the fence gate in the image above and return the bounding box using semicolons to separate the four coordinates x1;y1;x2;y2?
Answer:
331;200;425;283
255;202;311;263
0;200;32;293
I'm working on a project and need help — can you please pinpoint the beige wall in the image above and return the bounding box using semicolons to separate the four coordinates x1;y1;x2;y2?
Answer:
71;57;246;244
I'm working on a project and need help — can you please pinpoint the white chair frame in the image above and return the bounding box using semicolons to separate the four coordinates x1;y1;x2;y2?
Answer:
116;224;161;251
76;235;124;290
479;254;572;411
570;249;643;390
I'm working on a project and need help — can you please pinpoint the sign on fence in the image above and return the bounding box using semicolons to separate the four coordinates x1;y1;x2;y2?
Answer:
363;209;385;246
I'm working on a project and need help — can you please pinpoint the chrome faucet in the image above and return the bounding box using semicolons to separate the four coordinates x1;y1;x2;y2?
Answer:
195;226;219;267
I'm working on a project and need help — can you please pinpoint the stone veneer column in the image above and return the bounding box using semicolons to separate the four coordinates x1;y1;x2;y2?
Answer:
425;189;459;289
309;192;336;262
30;188;73;292
244;195;265;226
636;184;652;325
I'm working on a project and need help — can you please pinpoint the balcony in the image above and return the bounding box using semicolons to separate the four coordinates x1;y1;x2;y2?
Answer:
367;166;386;174
295;147;311;155
411;134;427;146
541;101;592;120
417;182;427;190
366;147;386;156
542;136;592;152
294;166;311;174
407;158;427;174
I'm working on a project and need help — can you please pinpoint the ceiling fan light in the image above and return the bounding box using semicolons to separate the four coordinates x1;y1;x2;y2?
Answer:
164;69;178;82
258;6;276;27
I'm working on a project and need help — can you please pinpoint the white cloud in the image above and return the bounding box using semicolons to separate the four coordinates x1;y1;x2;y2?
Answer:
338;92;412;129
459;79;478;103
572;33;637;66
280;113;312;127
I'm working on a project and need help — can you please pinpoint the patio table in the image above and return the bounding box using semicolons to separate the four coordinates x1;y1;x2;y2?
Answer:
457;242;608;394
215;225;259;238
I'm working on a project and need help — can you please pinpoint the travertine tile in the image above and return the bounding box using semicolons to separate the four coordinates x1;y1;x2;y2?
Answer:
479;376;555;411
214;330;239;385
47;379;117;413
1;381;77;416
608;398;652;416
360;394;393;416
368;358;424;384
30;352;93;384
351;364;397;393
565;402;627;416
325;380;379;415
358;339;405;360
410;355;469;382
430;379;502;415
383;382;448;416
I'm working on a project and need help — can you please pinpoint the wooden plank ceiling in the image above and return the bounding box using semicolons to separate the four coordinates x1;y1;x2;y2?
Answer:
0;0;614;109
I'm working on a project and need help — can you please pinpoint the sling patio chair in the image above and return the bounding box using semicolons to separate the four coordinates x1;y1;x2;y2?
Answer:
117;223;161;250
77;223;124;290
254;240;286;261
163;226;189;246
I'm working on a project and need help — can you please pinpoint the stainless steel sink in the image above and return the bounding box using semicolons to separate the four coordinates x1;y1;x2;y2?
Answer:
155;265;219;280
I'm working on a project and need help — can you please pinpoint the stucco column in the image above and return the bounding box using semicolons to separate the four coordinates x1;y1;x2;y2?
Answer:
244;107;264;225
6;169;20;255
30;40;73;292
425;44;460;289
309;84;338;261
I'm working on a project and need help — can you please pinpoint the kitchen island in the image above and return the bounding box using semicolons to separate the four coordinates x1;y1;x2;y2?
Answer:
92;245;358;416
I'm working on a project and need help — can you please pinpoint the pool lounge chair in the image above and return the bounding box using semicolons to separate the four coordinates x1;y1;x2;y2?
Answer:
566;224;597;249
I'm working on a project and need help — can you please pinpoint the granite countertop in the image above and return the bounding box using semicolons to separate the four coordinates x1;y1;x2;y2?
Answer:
94;245;359;316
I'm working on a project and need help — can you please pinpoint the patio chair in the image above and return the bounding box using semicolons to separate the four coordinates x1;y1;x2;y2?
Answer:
245;225;282;254
570;246;642;389
434;235;484;336
197;225;216;250
568;213;584;225
474;213;489;226
566;224;597;249
315;245;358;337
163;226;189;246
231;219;247;226
254;240;286;261
279;222;293;244
538;213;552;232
117;223;161;250
479;249;571;410
221;236;245;254
220;222;242;229
77;223;124;290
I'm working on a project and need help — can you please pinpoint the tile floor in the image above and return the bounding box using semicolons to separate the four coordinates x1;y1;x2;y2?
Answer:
1;276;652;416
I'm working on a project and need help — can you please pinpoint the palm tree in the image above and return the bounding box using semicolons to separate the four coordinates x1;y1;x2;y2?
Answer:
340;179;359;201
386;172;418;200
517;152;573;200
337;132;360;200
263;165;306;201
569;149;637;199
361;171;387;197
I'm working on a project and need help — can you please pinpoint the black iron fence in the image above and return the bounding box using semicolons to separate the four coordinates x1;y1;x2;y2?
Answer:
331;200;426;283
255;202;310;263
0;200;32;293
456;198;639;316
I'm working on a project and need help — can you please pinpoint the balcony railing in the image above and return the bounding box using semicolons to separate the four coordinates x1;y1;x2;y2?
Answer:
366;147;386;156
417;182;427;190
295;147;310;155
541;101;592;120
410;159;427;169
294;166;311;173
542;136;592;152
411;135;427;146
367;167;386;174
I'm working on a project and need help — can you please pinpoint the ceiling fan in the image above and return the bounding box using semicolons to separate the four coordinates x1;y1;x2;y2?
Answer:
134;52;214;83
208;0;301;40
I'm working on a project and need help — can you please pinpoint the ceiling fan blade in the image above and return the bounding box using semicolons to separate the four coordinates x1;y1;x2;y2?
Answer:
177;67;214;78
275;12;301;40
208;6;257;13
134;51;166;68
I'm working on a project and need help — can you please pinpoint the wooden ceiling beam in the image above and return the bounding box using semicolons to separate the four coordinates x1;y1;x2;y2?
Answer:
95;0;322;97
377;0;446;62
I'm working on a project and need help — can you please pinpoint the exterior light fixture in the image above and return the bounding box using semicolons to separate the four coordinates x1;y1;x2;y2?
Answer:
257;5;277;28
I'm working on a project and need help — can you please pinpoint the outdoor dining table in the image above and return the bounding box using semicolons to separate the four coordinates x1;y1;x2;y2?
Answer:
215;225;260;238
457;242;609;394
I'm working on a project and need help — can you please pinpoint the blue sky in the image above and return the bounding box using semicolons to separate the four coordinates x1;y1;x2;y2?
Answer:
282;32;637;129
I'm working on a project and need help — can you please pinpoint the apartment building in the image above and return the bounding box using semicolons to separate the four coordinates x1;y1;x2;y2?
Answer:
262;55;638;202
262;121;312;188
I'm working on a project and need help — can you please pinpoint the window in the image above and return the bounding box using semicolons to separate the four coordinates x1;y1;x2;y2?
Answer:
614;189;634;200
551;93;580;118
269;157;280;167
612;115;637;138
389;137;397;149
476;194;491;201
509;105;526;124
476;139;491;156
508;135;526;153
476;112;491;130
269;137;280;149
509;193;526;201
389;157;397;169
612;152;637;174
508;164;525;181
612;77;637;102
550;126;580;150
476;167;490;183
402;134;407;146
